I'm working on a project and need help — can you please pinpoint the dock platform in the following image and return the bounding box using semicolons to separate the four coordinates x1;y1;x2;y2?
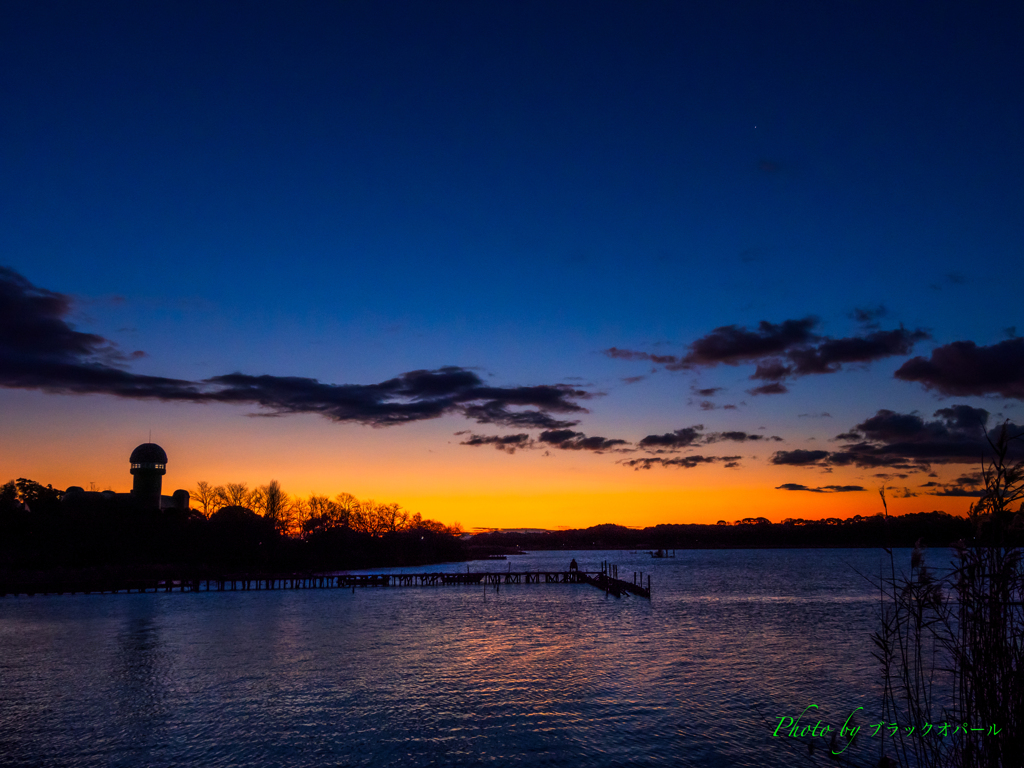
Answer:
0;566;651;599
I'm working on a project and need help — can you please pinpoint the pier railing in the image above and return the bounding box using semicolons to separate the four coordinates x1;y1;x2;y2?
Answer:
0;565;651;599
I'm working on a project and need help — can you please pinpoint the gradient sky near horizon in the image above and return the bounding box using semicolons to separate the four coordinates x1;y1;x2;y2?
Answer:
2;1;1023;529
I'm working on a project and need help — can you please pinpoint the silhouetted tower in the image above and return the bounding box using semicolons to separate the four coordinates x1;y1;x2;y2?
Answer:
130;443;167;509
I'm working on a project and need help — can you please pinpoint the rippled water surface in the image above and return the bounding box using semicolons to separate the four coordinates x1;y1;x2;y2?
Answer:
0;549;914;766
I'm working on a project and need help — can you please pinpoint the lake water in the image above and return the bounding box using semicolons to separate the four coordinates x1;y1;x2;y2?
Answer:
0;548;929;767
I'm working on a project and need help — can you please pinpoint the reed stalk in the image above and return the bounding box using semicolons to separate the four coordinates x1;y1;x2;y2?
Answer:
872;424;1024;768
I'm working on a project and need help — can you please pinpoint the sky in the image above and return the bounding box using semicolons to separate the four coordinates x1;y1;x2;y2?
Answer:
2;1;1023;529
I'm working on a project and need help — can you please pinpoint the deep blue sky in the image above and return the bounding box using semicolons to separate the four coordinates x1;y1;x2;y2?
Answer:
2;2;1023;526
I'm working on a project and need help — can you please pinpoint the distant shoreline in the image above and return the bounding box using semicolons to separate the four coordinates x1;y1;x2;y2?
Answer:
467;511;982;553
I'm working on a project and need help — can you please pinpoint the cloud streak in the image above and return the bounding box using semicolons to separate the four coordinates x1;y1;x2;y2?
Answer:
895;338;1024;399
620;455;742;470
457;428;630;454
770;406;1023;470
604;316;929;394
0;267;593;428
457;433;533;453
775;483;867;493
538;429;629;452
639;424;781;451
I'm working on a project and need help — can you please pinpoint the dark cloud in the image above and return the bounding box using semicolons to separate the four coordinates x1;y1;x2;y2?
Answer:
709;431;782;443
694;387;723;397
895;339;1024;400
606;316;928;394
621;455;741;470
460;401;581;430
931;487;986;497
798;412;833;418
751;360;792;381
771;449;831;465
748;382;789;395
825;409;992;468
642;425;782;451
0;267;593;428
924;472;987;497
458;433;533;454
639;426;705;449
458;428;630;454
786;328;930;376
677;317;819;368
775;483;866;493
463;383;593;411
778;406;1022;471
205;370;591;428
538;430;629;452
855;409;962;442
0;266;200;400
1;266;111;361
622;375;647;385
933;405;990;432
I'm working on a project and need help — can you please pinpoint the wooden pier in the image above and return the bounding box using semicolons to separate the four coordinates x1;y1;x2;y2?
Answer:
0;566;651;599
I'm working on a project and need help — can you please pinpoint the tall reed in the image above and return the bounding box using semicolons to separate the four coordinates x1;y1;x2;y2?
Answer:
873;424;1023;768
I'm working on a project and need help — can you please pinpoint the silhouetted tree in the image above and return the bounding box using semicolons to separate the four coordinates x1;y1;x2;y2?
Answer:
334;492;359;528
287;496;307;536
191;481;218;517
380;502;408;533
301;493;340;535
15;478;61;513
222;482;253;508
0;480;19;514
212;485;228;508
406;512;462;536
362;500;388;536
248;485;265;513
257;480;292;533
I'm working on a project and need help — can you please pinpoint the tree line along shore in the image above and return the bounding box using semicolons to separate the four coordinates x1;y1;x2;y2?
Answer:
0;477;1006;581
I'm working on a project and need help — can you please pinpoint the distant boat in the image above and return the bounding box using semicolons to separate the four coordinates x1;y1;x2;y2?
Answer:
648;549;675;558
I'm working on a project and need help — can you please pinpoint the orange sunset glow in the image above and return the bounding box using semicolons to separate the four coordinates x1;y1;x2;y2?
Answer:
2;5;1022;768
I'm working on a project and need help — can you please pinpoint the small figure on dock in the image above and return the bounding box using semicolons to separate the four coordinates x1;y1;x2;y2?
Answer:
569;558;578;572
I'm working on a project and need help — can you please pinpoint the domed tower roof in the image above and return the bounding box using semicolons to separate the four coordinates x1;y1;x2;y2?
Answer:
130;443;168;464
